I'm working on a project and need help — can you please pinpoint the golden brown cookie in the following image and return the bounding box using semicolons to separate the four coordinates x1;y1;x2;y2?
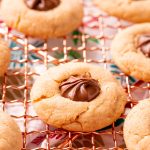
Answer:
0;110;22;150
31;62;127;132
93;0;150;23
111;23;150;82
0;39;10;76
0;0;83;39
124;99;150;150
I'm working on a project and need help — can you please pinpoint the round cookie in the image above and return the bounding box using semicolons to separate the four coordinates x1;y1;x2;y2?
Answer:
0;0;83;39
0;110;22;150
31;62;127;132
111;23;150;82
124;99;150;150
0;39;10;76
93;0;150;23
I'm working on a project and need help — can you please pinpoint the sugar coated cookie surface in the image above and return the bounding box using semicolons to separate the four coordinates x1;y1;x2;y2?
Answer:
0;0;83;39
0;39;10;76
31;62;127;132
94;0;150;23
124;99;150;150
0;111;22;150
111;23;150;82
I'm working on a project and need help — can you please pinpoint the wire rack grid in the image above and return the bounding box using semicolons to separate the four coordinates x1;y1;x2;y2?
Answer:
0;0;150;150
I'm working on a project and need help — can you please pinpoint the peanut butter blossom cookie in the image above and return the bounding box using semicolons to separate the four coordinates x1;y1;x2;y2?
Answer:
0;111;22;150
0;0;83;39
0;39;10;76
93;0;150;23
31;62;127;132
124;99;150;150
111;23;150;82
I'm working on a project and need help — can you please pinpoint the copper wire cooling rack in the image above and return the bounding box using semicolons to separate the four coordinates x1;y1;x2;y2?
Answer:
0;0;150;149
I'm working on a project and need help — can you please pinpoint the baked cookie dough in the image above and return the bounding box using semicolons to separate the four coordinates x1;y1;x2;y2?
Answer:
124;99;150;150
0;110;22;150
0;39;10;76
93;0;150;23
111;23;150;82
31;62;127;132
0;0;83;39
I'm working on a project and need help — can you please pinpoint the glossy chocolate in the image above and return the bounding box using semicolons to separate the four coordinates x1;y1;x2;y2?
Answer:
138;34;150;57
59;75;100;102
24;0;60;11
